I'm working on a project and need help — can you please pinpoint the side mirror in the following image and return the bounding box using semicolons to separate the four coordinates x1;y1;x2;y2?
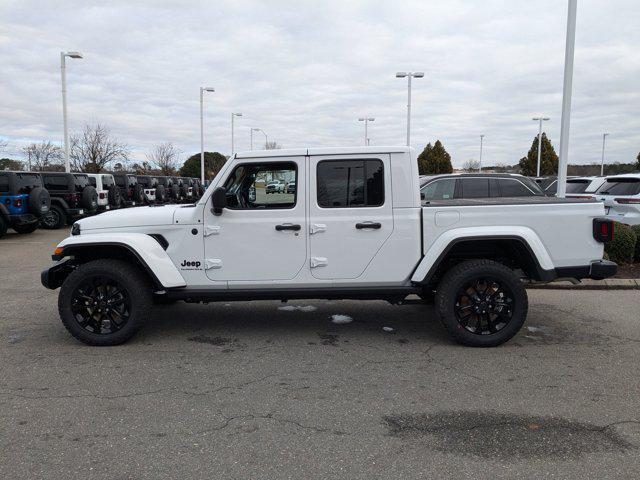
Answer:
211;187;226;215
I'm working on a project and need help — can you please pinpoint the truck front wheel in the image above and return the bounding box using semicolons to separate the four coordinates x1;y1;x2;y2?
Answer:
435;259;528;347
58;259;153;346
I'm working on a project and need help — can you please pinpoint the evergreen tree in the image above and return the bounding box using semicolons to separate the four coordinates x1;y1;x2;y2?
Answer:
518;133;559;176
635;152;640;171
180;152;227;180
417;140;453;175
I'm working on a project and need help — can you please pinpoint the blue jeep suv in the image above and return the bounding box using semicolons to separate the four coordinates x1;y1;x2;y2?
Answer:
0;171;51;237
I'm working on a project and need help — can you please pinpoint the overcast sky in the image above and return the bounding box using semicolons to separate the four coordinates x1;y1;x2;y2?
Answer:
1;0;639;167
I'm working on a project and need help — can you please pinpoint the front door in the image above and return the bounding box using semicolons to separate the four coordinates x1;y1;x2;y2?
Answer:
204;157;307;282
308;154;393;279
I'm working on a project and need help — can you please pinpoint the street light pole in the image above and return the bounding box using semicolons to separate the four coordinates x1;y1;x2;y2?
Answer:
253;128;267;149
600;133;610;176
358;117;375;146
231;112;242;156
199;87;215;184
532;117;550;177
60;51;83;173
396;71;424;146
479;135;485;172
557;0;578;198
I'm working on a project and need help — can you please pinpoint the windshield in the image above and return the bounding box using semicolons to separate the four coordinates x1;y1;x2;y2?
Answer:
565;180;590;194
14;173;43;193
595;178;640;196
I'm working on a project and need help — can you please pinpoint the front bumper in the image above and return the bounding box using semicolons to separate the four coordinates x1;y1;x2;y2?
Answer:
555;260;618;281
41;258;75;290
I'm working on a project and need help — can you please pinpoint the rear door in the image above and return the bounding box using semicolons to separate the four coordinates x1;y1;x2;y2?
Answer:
308;154;392;279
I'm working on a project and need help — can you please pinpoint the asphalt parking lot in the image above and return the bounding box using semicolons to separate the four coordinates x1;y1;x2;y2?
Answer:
1;229;639;479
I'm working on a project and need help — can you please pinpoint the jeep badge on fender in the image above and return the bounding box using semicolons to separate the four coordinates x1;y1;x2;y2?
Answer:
180;260;202;269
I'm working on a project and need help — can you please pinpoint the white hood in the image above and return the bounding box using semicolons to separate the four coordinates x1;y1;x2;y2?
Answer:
77;204;182;231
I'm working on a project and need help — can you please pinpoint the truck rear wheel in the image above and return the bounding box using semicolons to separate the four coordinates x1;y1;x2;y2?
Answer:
41;205;66;229
435;259;528;347
58;259;153;346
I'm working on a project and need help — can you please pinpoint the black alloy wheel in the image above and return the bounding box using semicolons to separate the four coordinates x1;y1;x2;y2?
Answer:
70;275;132;335
454;277;514;335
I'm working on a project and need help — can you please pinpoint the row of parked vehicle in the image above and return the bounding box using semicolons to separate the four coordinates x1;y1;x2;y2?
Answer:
0;171;205;237
419;172;640;225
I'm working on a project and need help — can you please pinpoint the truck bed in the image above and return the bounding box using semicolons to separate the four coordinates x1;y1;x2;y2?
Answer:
422;197;597;207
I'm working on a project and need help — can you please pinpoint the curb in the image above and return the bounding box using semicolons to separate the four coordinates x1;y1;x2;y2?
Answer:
526;278;640;290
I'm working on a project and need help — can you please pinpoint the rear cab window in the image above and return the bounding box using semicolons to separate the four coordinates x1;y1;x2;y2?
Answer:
595;178;640;196
316;159;384;208
0;176;9;193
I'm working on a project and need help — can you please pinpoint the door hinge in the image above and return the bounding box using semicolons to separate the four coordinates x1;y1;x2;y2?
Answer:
204;226;221;237
205;258;222;270
310;257;328;268
310;223;326;235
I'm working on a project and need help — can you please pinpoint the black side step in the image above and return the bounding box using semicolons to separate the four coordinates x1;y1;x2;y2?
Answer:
156;286;422;303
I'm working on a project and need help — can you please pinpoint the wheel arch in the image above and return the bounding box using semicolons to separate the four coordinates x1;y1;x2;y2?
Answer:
44;234;186;290
412;233;555;287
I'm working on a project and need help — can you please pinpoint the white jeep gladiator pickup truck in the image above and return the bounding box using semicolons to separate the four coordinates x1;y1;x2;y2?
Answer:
42;146;616;347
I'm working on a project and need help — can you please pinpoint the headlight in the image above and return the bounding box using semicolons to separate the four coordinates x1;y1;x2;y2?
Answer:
71;223;81;236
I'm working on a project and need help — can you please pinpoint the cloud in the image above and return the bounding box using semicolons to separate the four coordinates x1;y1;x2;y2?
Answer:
0;0;638;167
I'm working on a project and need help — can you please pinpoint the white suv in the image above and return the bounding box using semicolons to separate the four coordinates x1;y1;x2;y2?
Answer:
87;173;121;211
592;173;640;225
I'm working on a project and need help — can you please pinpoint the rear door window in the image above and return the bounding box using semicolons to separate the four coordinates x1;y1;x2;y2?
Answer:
565;180;590;194
0;176;9;193
461;178;489;198
317;159;384;208
498;179;534;197
421;178;456;201
596;178;640;196
114;176;125;187
74;175;90;192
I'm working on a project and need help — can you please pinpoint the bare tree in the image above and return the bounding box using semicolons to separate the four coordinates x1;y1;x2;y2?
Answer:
462;159;480;172
22;141;62;171
147;142;180;175
70;123;129;173
0;139;8;151
265;141;282;150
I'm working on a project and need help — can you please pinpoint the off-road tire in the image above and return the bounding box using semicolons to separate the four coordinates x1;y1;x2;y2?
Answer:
28;187;51;216
0;215;7;238
133;184;145;204
13;222;39;234
58;259;153;346
41;205;66;229
435;259;528;347
156;185;166;203
81;186;98;211
108;187;122;209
